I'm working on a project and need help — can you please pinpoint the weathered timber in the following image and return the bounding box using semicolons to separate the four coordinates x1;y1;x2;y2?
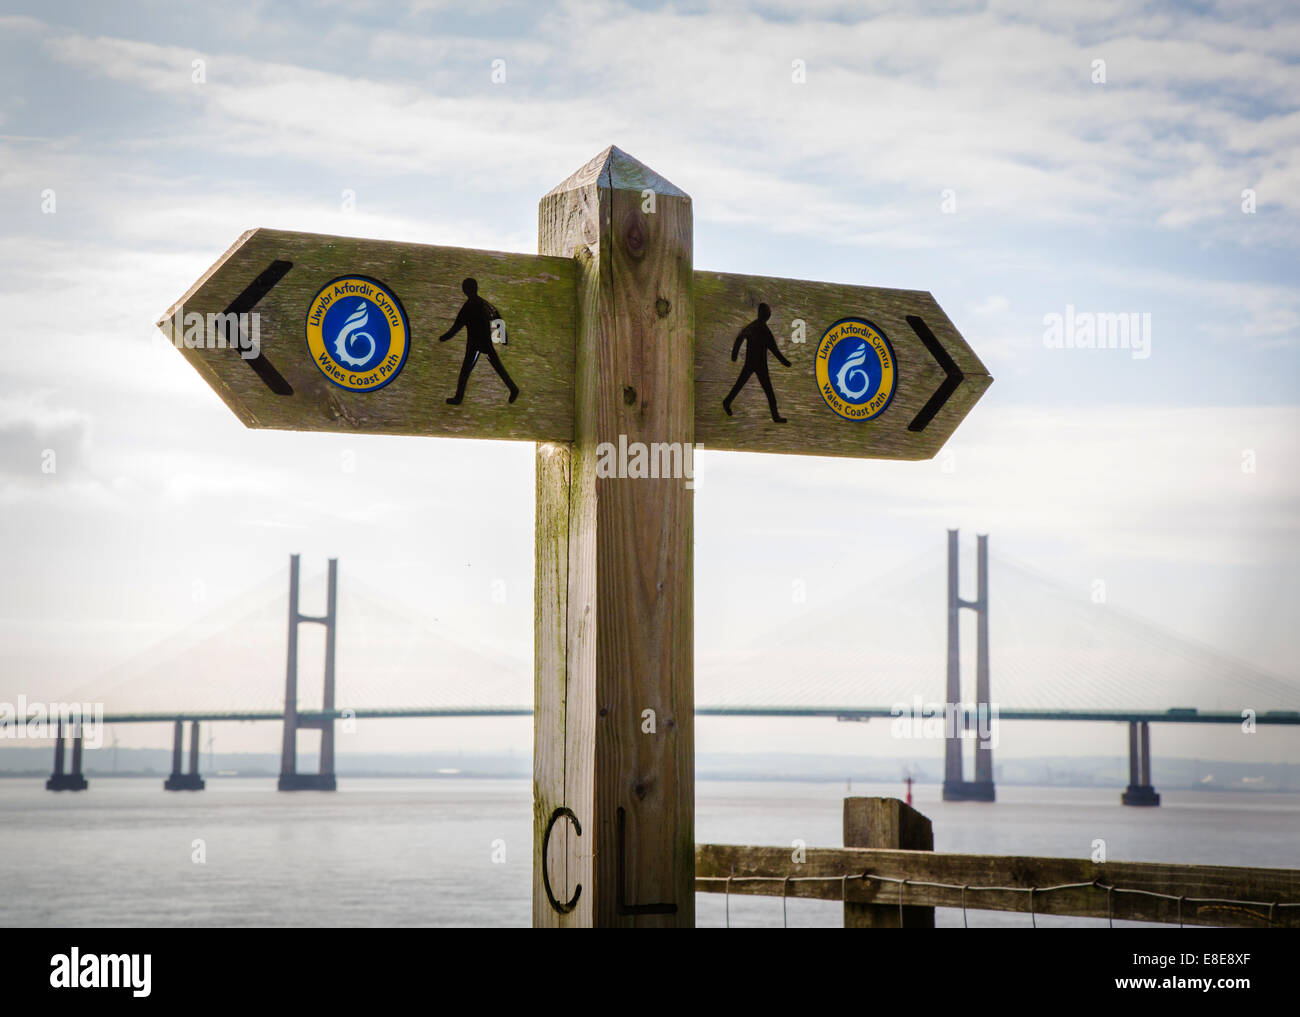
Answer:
844;797;934;928
534;440;577;921
694;271;991;460
157;228;578;441
159;229;988;462
156;146;999;929
696;843;1300;928
534;146;695;927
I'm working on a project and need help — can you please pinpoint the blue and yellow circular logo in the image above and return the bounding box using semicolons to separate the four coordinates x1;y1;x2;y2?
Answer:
815;317;896;421
306;276;410;392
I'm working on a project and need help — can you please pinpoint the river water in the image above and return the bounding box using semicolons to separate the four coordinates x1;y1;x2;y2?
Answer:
2;778;1296;927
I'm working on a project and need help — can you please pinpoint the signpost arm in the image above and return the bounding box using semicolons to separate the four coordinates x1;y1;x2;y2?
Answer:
534;147;695;927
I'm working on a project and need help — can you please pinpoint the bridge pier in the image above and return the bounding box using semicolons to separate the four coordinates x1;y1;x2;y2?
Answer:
1121;720;1160;806
942;530;996;803
278;554;339;791
46;719;88;791
164;719;205;791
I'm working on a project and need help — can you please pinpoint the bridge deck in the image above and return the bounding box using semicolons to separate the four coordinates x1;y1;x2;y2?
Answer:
47;707;1300;725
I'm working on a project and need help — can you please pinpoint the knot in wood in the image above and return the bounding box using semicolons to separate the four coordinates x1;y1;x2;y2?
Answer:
622;212;647;259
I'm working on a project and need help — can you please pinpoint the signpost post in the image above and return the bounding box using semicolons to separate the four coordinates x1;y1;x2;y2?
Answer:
158;145;992;928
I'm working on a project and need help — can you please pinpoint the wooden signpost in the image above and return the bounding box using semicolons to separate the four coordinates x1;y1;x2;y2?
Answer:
158;146;991;928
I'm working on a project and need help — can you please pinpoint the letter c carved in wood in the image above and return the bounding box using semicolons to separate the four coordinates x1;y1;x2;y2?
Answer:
542;806;582;915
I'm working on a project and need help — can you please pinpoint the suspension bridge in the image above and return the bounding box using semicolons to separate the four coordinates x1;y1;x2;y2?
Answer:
19;532;1300;803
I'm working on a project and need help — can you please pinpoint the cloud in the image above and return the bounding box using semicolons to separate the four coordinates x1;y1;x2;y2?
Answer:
706;402;1300;569
26;2;1300;245
0;396;90;484
972;295;1010;315
1084;264;1300;349
0;15;44;33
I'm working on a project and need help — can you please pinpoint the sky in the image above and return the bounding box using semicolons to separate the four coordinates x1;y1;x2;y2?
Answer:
0;0;1298;768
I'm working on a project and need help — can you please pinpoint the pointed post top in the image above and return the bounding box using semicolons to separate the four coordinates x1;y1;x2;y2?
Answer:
544;145;688;199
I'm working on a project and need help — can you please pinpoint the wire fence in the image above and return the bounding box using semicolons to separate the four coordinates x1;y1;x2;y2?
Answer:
699;872;1300;929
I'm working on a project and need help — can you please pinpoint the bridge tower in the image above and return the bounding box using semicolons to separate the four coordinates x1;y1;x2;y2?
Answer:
164;719;205;790
942;529;996;802
45;717;88;791
278;554;338;791
1121;721;1160;806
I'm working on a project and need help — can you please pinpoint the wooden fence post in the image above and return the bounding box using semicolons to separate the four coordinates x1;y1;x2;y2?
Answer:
844;796;935;928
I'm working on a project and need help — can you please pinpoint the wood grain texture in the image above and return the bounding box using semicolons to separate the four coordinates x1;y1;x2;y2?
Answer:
534;441;576;923
534;147;695;927
694;270;992;460
157;228;577;441
843;797;934;928
161;227;991;463
697;844;1300;927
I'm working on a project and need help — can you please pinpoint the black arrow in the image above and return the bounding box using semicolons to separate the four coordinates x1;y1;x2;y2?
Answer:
225;260;294;396
906;314;964;432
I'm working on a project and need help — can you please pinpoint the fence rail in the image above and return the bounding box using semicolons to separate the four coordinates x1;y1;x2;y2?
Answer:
694;798;1300;928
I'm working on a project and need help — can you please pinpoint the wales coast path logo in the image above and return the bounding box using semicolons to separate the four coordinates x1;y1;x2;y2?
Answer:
815;317;897;421
305;276;410;392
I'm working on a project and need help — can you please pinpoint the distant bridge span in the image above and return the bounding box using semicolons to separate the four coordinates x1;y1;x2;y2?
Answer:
36;539;1300;802
72;706;1300;725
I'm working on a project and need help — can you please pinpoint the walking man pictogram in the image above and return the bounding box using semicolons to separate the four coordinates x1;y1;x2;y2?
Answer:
722;302;790;423
439;277;519;405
